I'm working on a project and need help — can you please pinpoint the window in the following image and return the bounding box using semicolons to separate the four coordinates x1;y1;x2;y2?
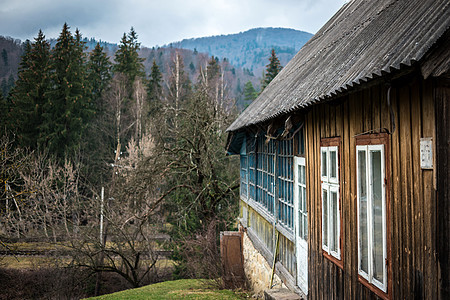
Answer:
256;136;275;214
240;136;249;200
297;157;307;241
240;155;248;199
357;143;387;293
248;137;256;202
321;139;341;261
277;138;294;230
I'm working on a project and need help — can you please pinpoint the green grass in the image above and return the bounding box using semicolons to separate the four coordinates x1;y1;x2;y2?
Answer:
85;279;248;300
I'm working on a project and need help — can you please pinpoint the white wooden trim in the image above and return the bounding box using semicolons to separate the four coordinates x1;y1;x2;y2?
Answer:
329;184;340;260
356;144;387;292
356;145;368;280
321;185;329;253
328;146;339;184
321;147;328;182
294;156;308;295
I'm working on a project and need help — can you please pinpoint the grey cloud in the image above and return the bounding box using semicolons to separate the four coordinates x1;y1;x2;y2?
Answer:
0;0;346;47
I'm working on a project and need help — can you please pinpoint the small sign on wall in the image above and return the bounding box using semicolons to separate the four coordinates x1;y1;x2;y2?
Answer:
420;137;433;169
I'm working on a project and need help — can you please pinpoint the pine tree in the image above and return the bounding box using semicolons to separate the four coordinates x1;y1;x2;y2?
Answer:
261;49;282;91
41;24;92;159
10;31;50;149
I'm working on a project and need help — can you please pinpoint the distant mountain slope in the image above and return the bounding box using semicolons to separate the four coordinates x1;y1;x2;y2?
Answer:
168;27;313;76
1;27;312;108
0;36;23;97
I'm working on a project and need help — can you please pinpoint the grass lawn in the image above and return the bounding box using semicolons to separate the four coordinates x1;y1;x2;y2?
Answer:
85;279;248;300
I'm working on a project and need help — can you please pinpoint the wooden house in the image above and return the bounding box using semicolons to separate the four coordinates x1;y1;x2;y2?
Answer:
225;0;449;299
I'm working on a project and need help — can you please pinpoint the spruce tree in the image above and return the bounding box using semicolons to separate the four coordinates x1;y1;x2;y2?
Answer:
1;78;7;98
85;43;113;187
41;24;92;160
87;42;111;113
0;91;7;132
10;31;50;149
1;49;8;66
206;56;220;82
113;27;145;83
243;81;258;102
262;49;282;90
147;59;162;103
112;27;146;144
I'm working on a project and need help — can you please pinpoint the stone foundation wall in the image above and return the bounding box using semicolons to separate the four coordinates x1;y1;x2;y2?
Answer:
241;228;286;297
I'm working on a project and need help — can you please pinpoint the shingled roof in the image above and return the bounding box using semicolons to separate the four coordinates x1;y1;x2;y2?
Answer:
227;0;450;133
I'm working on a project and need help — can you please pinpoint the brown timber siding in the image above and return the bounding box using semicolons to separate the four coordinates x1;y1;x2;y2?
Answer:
305;74;440;299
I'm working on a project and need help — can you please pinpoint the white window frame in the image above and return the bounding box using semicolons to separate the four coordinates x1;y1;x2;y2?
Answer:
240;155;248;200
357;144;387;293
240;138;249;200
294;156;308;294
321;145;341;260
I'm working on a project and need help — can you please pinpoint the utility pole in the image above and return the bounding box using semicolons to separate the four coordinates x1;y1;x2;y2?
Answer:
100;186;104;244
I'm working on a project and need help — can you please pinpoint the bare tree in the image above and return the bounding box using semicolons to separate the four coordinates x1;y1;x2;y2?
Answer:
0;134;30;238
133;78;146;141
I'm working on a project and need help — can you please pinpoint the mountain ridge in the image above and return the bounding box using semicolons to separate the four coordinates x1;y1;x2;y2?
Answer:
167;27;313;76
1;27;313;105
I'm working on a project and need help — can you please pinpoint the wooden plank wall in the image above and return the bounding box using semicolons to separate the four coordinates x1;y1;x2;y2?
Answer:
304;75;439;299
435;78;449;299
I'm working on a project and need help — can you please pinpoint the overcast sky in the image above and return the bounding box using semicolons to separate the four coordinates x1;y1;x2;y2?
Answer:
0;0;347;47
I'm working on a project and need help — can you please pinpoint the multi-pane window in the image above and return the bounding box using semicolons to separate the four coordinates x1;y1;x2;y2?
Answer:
277;138;294;230
321;142;341;260
240;155;248;199
248;138;256;202
256;136;275;214
240;132;296;231
297;157;307;241
357;144;387;293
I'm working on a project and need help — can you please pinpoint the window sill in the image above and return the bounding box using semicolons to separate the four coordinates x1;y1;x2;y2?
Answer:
358;275;389;300
247;198;275;224
276;222;294;243
322;250;343;270
240;195;249;204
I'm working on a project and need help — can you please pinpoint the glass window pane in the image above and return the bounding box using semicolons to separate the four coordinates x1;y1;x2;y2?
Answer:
371;150;384;283
298;210;303;238
322;188;328;248
330;150;337;179
301;166;306;185
358;149;369;274
303;188;307;213
299;184;303;211
331;190;338;253
290;206;293;228
304;214;308;240
358;150;367;200
321;150;327;177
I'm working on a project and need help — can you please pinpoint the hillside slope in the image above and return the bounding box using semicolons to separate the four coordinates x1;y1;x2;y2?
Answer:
169;27;313;76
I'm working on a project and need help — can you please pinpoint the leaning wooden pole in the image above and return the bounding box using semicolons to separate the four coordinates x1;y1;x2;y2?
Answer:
269;231;280;289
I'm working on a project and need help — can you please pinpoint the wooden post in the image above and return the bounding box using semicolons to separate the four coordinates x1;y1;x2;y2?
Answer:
100;187;104;244
270;231;280;288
